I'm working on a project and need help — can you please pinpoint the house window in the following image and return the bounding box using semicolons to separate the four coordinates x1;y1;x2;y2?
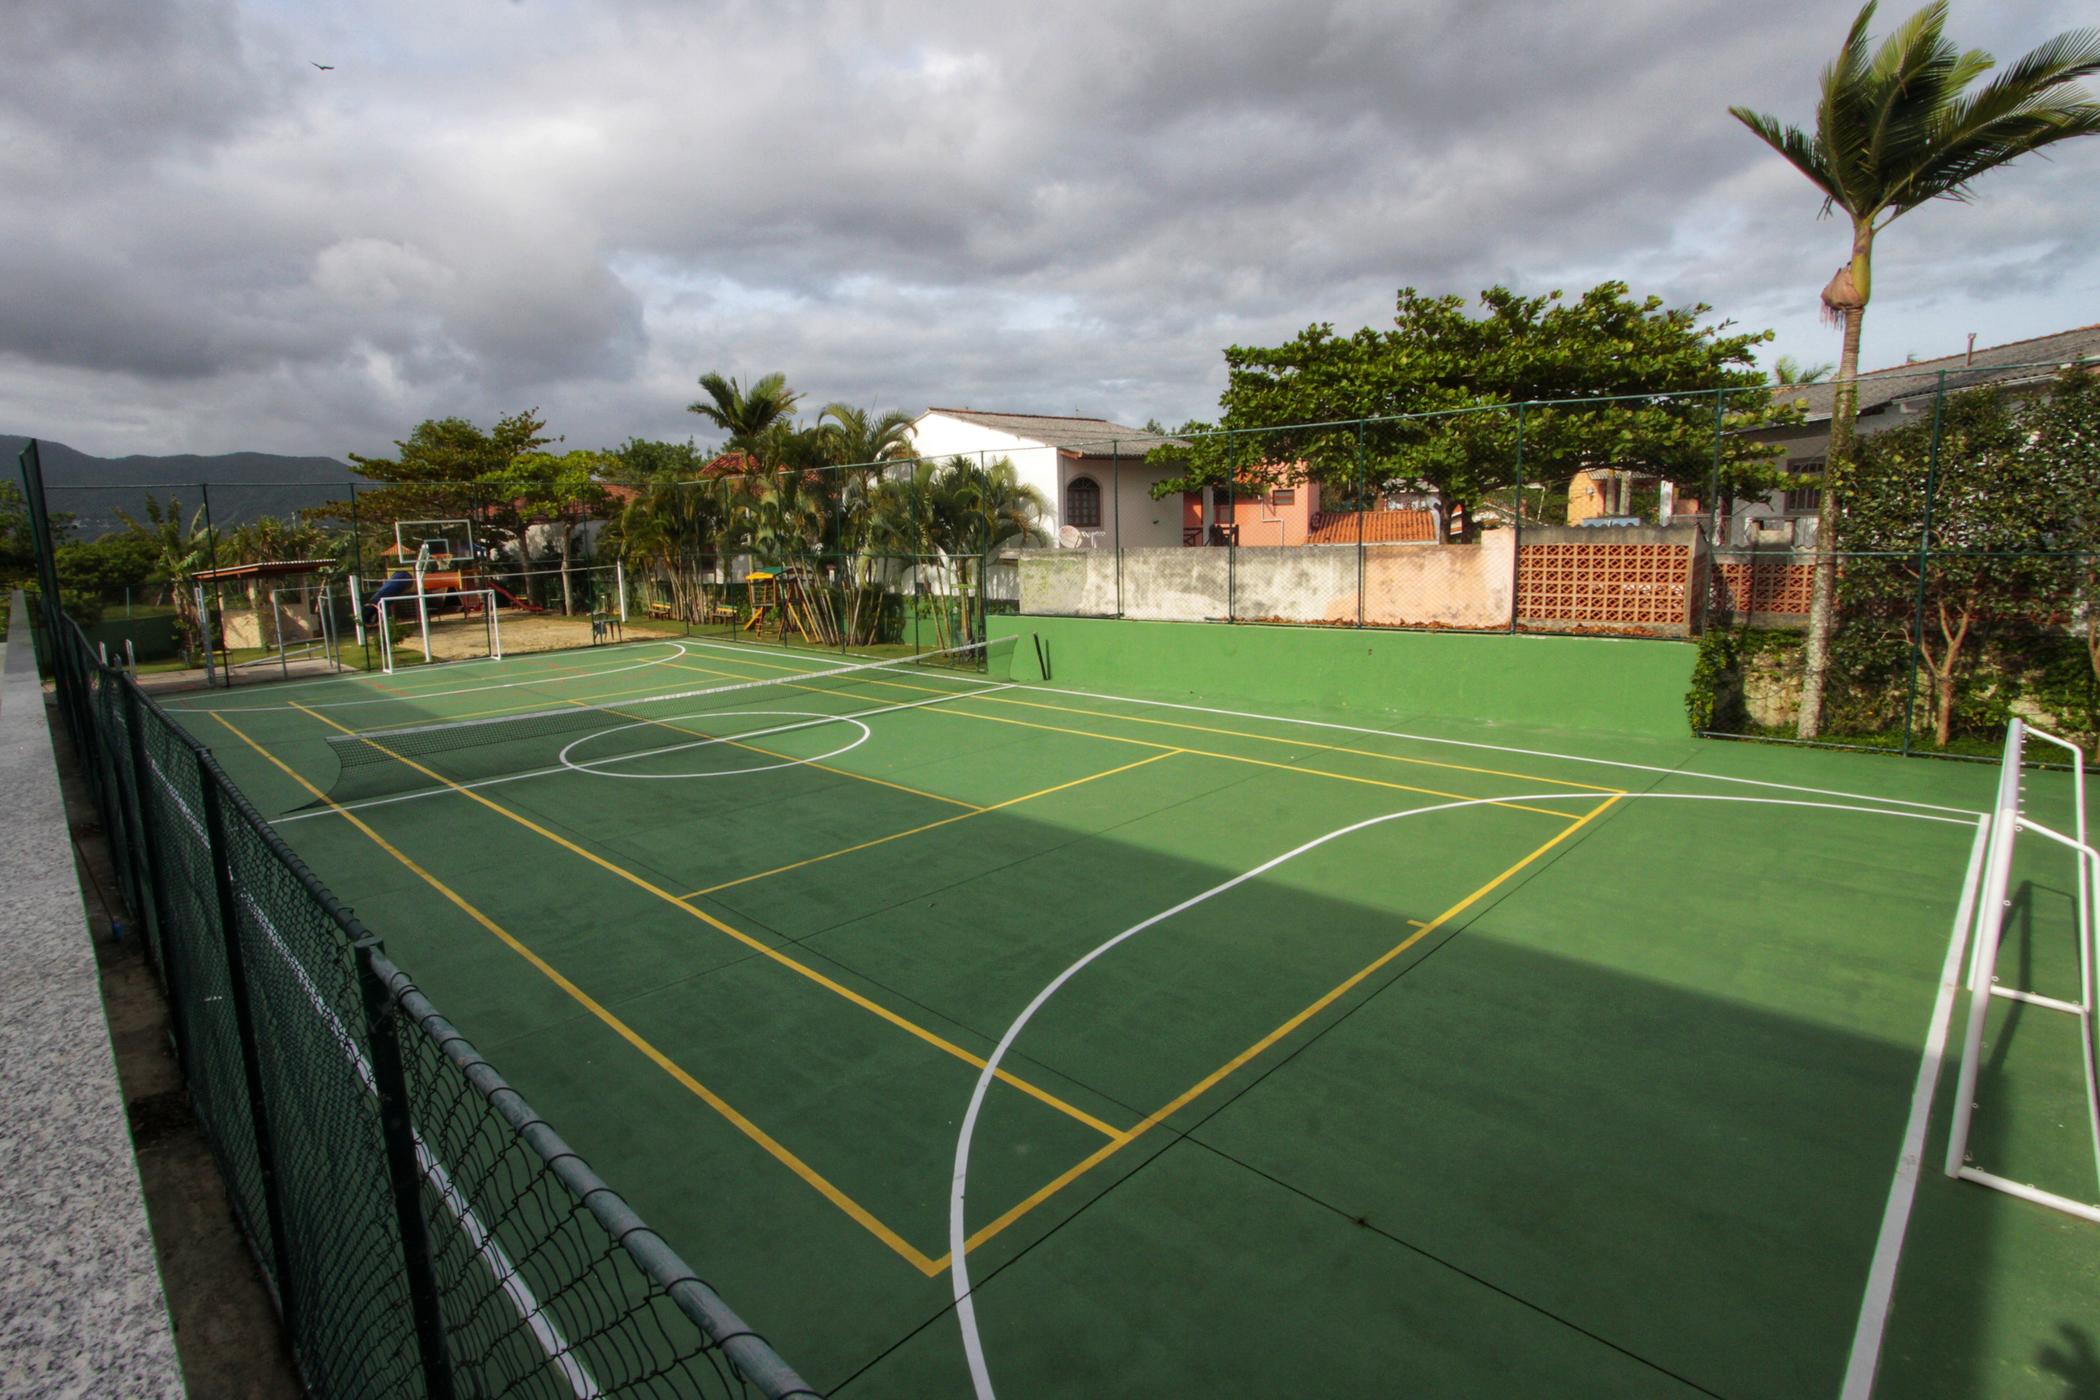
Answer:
1271;489;1295;506
1783;458;1824;514
1066;476;1101;528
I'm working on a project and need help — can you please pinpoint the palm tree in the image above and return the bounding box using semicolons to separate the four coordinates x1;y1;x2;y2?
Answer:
687;372;803;455
117;495;212;657
1771;355;1835;385
1730;1;2100;737
815;404;914;469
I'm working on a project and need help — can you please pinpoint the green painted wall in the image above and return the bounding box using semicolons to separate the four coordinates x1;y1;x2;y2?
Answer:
991;616;1696;739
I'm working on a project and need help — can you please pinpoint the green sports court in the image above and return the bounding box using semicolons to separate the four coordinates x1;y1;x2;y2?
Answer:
150;616;2097;1398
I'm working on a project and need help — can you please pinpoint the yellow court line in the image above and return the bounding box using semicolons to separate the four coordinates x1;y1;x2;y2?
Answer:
337;657;981;814
289;701;1123;1143
809;691;1584;823
673;642;1629;796
683;750;1183;899
207;711;943;1275
934;791;1627;1266
650;655;1598;820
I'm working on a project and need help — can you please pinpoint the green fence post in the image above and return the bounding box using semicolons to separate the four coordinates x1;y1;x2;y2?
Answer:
1355;420;1367;629
194;754;300;1335
121;682;190;1078
1902;369;1950;756
1112;442;1124;618
1706;388;1727;630
354;936;458;1400
1510;402;1527;634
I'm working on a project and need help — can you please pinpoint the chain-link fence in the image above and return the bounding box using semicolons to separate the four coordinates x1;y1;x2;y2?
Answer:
18;358;2095;755
19;442;815;1397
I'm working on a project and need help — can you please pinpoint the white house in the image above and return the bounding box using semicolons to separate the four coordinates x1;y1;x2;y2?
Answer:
907;409;1188;547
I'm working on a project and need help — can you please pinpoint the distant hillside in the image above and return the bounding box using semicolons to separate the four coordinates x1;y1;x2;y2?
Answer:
4;435;362;538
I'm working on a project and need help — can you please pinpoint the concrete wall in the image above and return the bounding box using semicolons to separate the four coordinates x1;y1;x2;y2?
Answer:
991;611;1697;739
1;596;186;1396
1018;531;1515;628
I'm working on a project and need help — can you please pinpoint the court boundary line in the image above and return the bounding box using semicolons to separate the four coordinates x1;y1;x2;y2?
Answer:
288;702;1126;1144
150;751;599;1395
1839;812;1991;1400
681;751;1182;899
161;638;691;711
676;639;1627;800
678;637;1980;817
948;790;1625;1397
204;709;946;1275
944;789;1979;1398
652;654;1592;823
274;681;1014;824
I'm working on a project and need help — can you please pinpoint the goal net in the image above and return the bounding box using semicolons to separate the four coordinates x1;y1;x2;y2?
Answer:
377;589;502;673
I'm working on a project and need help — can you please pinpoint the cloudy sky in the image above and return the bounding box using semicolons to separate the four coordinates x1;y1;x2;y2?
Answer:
4;0;2095;461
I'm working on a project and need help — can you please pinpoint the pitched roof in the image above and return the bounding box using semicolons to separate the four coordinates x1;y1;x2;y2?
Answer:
1775;324;2100;423
920;408;1186;456
1304;508;1436;545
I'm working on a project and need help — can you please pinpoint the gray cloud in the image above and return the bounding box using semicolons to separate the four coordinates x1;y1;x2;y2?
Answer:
1;0;2094;460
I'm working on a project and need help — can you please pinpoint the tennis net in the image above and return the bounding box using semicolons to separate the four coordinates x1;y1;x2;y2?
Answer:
322;637;1016;805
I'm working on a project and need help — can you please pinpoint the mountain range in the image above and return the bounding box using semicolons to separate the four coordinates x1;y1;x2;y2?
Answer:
4;436;362;538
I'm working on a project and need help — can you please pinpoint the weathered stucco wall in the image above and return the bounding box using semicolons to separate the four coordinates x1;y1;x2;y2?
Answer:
1019;532;1515;628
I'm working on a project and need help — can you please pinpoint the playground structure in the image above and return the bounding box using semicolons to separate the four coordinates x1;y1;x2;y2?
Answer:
350;519;628;665
743;565;840;646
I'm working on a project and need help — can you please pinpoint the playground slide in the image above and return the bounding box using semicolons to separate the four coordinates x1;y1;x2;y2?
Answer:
362;570;414;625
483;582;544;613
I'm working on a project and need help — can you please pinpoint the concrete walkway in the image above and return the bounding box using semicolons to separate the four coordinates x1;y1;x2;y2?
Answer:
0;596;184;1397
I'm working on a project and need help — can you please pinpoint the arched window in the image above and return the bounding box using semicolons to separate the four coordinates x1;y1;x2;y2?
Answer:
1066;476;1102;528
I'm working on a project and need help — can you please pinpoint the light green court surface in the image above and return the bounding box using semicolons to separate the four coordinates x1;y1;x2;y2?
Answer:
164;622;2098;1398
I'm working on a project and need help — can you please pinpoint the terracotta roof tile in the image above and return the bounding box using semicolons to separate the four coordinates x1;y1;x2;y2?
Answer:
1303;509;1435;544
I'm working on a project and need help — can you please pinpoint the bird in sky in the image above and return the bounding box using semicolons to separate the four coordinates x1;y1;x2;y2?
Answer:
311;61;334;70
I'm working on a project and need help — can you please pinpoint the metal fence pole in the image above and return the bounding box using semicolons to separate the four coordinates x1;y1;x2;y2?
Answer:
354;937;459;1400
1112;443;1123;618
1902;369;1950;756
194;754;300;1336
199;481;225;686
1355;421;1367;629
120;683;187;1077
1706;388;1727;630
1510;402;1527;634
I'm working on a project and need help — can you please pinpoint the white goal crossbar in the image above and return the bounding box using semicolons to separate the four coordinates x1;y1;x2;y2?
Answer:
377;589;502;674
1943;719;2100;1222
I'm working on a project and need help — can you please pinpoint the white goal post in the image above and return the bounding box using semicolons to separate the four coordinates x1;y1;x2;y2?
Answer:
1943;718;2100;1223
377;589;502;674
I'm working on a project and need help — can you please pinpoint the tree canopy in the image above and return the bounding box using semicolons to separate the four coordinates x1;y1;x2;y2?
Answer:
329;409;557;556
1155;282;1785;509
1839;372;2099;746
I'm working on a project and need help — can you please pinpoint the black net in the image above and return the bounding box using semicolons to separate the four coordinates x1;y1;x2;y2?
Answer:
31;598;816;1398
321;636;1015;805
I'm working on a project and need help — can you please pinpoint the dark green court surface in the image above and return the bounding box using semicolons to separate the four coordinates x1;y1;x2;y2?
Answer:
163;626;2098;1398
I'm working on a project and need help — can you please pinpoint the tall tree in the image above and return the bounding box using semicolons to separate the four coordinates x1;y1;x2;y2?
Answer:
116;495;211;652
331;409;556;560
1730;0;2100;737
687;372;802;456
495;450;611;613
1156;282;1783;520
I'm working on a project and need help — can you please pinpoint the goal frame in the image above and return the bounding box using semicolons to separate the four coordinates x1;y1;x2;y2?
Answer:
377;588;502;674
1943;718;2100;1223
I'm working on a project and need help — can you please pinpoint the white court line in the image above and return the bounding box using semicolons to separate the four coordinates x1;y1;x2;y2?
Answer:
677;637;1985;818
275;680;1019;824
1840;813;1991;1400
150;761;599;1396
162;641;690;713
946;791;1972;1400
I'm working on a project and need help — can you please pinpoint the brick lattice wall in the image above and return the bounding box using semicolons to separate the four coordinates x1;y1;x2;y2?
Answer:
1517;540;1692;633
